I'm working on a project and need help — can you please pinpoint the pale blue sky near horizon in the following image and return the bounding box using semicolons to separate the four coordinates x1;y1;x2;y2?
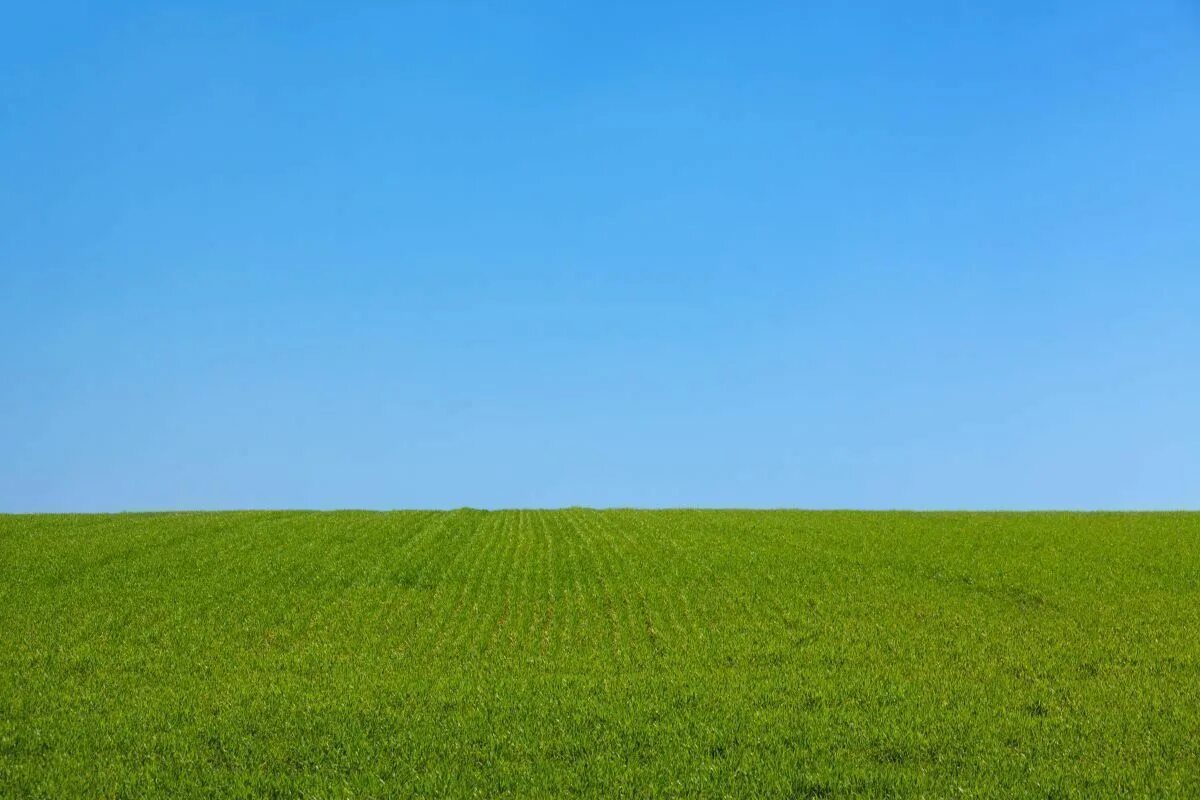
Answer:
3;1;1199;512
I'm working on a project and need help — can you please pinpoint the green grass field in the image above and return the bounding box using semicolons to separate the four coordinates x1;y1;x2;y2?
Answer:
2;510;1198;798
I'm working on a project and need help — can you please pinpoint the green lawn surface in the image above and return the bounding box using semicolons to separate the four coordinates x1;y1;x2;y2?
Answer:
2;510;1197;798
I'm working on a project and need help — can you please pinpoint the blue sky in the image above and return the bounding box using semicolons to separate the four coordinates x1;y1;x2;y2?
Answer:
3;1;1198;511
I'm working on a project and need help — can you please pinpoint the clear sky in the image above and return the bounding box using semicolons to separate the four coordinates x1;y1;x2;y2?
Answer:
3;2;1198;511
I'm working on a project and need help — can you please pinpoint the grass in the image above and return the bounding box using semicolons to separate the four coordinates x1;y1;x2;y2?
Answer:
1;509;1198;798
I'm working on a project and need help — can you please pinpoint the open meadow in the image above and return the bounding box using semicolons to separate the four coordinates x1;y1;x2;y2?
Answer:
1;509;1198;798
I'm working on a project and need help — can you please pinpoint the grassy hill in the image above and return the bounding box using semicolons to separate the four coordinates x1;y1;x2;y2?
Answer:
2;509;1197;797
